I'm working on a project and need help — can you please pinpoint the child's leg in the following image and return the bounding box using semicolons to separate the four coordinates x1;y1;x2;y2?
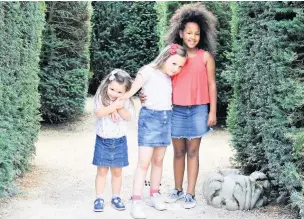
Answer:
185;138;202;195
95;166;109;198
131;147;154;218
110;167;125;211
132;147;154;199
148;146;167;211
172;138;187;191
145;166;152;186
110;167;122;196
150;146;167;195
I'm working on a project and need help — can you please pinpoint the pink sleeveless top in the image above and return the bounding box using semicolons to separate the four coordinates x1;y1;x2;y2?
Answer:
172;49;210;106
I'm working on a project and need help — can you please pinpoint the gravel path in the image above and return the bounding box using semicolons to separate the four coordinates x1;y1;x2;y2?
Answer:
0;97;292;219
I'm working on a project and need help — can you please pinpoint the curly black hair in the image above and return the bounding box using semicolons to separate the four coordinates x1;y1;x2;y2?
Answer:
165;3;217;56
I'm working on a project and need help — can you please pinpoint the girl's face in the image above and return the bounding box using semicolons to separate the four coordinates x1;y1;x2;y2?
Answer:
179;22;200;49
107;81;126;101
161;54;187;76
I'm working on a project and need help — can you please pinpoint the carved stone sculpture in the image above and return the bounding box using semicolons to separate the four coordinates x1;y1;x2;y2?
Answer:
203;169;270;211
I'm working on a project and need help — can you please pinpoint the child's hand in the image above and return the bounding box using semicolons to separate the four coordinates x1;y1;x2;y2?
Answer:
110;111;120;123
139;91;147;103
208;112;217;127
113;99;125;109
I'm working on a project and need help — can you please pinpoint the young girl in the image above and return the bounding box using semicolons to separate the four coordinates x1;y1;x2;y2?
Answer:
120;44;187;219
140;3;217;209
92;69;134;212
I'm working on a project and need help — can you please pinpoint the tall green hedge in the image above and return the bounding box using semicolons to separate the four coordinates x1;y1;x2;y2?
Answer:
39;2;92;123
89;1;159;94
205;2;232;122
227;1;304;214
155;2;232;123
155;2;181;50
0;2;45;196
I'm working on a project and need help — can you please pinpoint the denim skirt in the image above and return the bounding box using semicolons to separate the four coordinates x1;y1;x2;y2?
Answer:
171;104;211;139
138;107;172;147
92;135;129;167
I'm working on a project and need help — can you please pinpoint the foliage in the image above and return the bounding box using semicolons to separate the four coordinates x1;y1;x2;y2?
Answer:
39;2;92;123
227;1;304;214
0;2;45;196
89;1;159;94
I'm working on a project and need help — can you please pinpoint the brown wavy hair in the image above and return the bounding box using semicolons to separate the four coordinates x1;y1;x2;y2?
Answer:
95;69;133;107
165;3;217;56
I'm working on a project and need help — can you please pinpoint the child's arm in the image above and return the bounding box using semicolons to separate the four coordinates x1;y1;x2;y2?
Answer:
116;108;131;121
109;72;145;121
121;73;145;100
116;99;134;121
205;51;217;126
95;99;124;118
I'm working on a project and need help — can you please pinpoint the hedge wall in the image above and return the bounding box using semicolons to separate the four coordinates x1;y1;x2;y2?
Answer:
39;2;92;123
227;1;304;214
89;1;159;94
0;2;45;196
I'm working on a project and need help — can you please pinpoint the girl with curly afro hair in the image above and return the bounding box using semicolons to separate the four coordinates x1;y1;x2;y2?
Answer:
140;3;218;211
166;3;217;209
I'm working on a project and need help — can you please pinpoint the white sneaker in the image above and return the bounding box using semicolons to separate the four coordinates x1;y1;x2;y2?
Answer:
149;193;167;211
165;189;185;203
131;200;146;219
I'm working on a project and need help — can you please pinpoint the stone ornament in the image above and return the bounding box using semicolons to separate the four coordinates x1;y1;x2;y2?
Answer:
203;169;270;211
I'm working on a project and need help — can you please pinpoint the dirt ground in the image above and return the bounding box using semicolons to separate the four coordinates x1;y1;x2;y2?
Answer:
0;97;293;219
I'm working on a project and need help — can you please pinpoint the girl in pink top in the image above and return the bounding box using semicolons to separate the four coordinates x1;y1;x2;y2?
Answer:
141;3;217;209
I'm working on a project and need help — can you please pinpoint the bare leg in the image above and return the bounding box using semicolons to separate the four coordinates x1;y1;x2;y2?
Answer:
132;147;154;196
150;146;167;191
172;138;187;191
186;138;201;195
95;166;109;197
110;167;122;195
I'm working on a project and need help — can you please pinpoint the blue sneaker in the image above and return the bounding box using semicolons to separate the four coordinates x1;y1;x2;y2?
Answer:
111;197;126;211
94;198;104;212
165;189;185;203
183;193;196;209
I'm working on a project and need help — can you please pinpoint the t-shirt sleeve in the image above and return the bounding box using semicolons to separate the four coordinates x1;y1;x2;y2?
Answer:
137;65;152;83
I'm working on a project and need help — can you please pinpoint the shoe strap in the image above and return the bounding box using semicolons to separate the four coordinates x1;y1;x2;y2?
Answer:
113;197;122;202
95;198;104;204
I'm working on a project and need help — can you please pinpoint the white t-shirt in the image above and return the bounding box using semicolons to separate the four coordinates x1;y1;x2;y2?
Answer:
94;96;134;139
139;65;172;110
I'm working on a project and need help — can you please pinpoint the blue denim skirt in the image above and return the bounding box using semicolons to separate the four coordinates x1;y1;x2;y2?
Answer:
171;104;211;139
138;107;172;147
92;135;129;167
